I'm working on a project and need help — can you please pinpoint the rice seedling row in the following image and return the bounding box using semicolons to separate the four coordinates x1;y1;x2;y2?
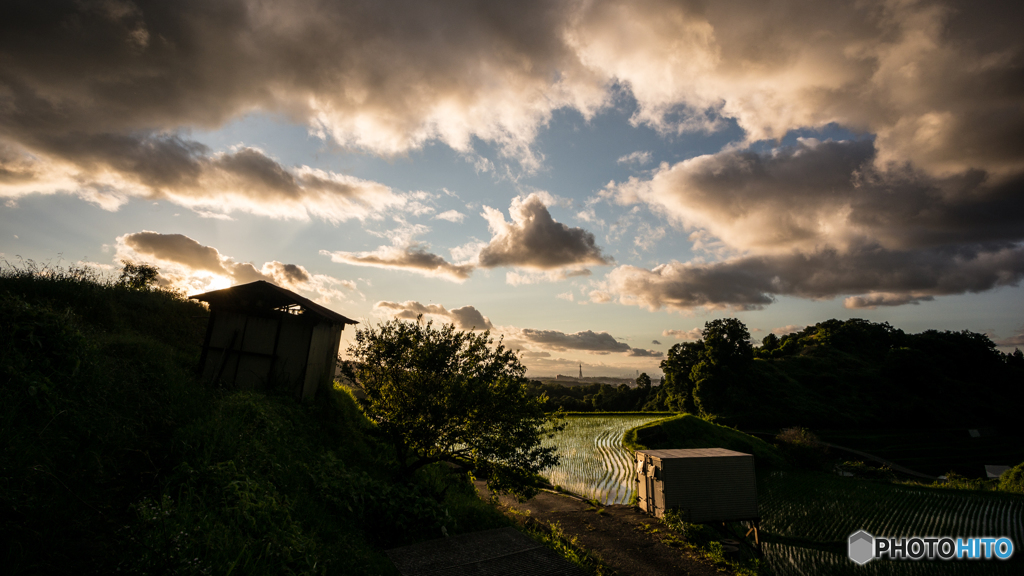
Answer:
541;415;666;505
759;472;1024;575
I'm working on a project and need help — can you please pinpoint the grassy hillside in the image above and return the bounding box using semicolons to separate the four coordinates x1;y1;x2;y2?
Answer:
0;264;510;574
624;414;788;470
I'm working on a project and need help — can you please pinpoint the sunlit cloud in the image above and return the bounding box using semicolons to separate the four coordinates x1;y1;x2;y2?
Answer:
434;210;466;223
663;328;703;341
479;193;612;273
114;231;357;303
374;300;493;330
320;243;474;283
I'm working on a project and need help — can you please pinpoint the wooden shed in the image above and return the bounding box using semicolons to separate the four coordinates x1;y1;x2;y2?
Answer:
191;281;358;401
635;448;758;523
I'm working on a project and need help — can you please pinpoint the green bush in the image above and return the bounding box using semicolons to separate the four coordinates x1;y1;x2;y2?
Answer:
624;414;788;470
998;462;1024;494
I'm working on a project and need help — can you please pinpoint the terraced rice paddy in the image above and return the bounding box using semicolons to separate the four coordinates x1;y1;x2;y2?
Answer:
540;414;667;505
759;471;1024;575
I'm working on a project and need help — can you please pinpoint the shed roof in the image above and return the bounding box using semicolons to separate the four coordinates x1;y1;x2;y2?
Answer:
637;448;751;459
190;280;358;325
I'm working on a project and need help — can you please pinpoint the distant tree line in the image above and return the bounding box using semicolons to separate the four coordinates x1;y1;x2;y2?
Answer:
525;372;657;412
524;317;1024;428
655;318;1024;428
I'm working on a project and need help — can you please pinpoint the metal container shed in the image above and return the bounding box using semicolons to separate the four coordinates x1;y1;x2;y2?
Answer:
191;280;358;401
635;448;758;524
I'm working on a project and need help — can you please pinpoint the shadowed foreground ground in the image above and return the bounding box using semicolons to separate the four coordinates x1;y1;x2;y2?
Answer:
474;481;732;576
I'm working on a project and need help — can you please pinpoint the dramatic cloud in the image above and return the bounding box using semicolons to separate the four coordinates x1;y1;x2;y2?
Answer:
4;0;1024;316
0;136;405;221
607;139;1024;256
651;340;661;345
511;328;631;354
320;243;474;282
571;0;1024;177
478;194;612;271
116;231;356;301
599;137;1024;310
3;1;1023;191
663;328;703;341
602;244;1024;312
374;301;493;331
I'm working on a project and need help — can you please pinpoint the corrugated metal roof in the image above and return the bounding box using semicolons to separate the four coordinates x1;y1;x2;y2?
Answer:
386;527;586;576
637;448;751;459
190;280;357;325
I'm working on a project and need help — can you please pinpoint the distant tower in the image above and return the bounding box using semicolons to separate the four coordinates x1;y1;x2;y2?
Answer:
579;363;583;379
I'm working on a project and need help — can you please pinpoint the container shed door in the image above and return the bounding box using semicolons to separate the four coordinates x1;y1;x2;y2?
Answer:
636;455;650;513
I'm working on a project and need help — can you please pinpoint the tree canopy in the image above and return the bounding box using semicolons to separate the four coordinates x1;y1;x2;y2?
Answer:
657;317;1024;428
345;318;561;499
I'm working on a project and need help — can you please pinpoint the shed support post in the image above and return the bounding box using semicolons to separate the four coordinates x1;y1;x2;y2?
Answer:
744;521;761;546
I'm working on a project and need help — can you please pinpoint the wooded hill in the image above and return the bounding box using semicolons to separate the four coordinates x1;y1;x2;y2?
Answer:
653;318;1024;429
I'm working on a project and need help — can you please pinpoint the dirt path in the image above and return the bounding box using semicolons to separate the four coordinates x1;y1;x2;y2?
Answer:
475;481;732;576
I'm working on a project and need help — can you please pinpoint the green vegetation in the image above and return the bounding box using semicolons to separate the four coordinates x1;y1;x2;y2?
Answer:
540;415;667;504
657;317;1024;430
758;471;1024;575
624;413;788;470
526;373;658;412
999;462;1024;494
0;263;517;574
344;318;562;500
660;509;761;576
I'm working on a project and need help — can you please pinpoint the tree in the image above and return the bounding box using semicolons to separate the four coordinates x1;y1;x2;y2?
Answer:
345;318;562;499
690;318;753;418
117;260;159;290
756;333;780;358
636;373;651;389
659;341;701;412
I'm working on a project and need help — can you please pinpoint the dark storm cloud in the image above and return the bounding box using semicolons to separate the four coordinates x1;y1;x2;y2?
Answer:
478;194;612;270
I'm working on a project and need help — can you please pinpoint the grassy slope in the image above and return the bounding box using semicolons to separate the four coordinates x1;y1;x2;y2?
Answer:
1;266;511;575
623;414;787;470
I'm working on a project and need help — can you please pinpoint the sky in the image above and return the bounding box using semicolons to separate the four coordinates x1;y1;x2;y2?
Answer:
2;0;1023;377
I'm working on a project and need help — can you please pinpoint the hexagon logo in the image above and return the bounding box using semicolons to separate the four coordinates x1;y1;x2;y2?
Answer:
848;530;874;565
